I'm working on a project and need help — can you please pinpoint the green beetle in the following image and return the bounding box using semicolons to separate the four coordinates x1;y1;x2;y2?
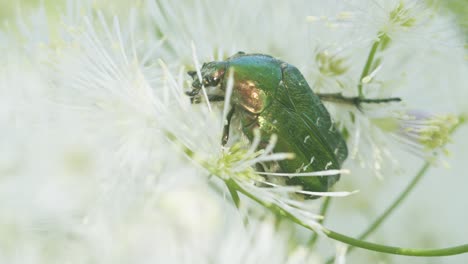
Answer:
187;52;348;197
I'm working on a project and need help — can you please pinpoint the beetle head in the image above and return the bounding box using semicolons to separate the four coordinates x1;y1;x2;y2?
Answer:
187;61;227;96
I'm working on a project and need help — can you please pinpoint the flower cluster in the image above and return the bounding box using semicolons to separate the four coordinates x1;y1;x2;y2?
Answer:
0;0;466;263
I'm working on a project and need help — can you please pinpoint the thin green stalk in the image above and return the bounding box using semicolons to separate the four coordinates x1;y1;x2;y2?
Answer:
226;180;241;208
325;162;430;264
357;39;380;97
308;197;332;247
323;228;468;257
357;163;430;241
324;120;465;263
227;178;468;257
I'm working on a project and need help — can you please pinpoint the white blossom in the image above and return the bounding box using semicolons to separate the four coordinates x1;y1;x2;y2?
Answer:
0;0;466;263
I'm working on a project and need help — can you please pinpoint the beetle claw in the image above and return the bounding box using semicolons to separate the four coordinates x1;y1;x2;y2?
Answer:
185;90;199;96
187;71;197;79
354;99;364;113
192;96;201;104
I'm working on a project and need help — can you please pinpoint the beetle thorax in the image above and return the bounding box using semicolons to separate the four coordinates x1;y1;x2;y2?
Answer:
232;79;267;114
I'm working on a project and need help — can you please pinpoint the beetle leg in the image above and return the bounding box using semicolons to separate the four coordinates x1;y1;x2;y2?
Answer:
222;107;235;145
254;163;270;188
185;89;199;97
187;71;197;79
316;92;401;109
187;94;225;104
207;95;225;102
255;163;266;173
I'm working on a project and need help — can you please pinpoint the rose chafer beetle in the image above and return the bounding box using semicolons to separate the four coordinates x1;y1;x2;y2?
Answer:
186;52;348;197
187;52;401;198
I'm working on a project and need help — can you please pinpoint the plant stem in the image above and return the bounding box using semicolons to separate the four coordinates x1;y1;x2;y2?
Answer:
228;177;468;257
308;197;332;247
225;180;241;208
324;119;465;263
323;228;468;256
324;162;430;264
357;39;380;97
357;163;429;241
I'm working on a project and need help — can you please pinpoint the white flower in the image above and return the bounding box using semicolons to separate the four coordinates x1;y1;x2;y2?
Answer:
0;1;345;263
371;110;459;157
315;1;467;177
1;0;467;263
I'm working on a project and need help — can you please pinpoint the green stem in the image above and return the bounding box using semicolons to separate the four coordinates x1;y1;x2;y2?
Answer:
325;162;430;264
358;120;464;241
323;228;468;257
225;180;241;208
226;179;295;220
228;178;468;257
308;197;332;247
324;120;465;263
357;39;380;97
356;163;430;241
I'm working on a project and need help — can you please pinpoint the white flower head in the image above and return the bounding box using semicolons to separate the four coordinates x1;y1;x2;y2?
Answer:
314;0;467;177
371;110;459;157
1;0;467;263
